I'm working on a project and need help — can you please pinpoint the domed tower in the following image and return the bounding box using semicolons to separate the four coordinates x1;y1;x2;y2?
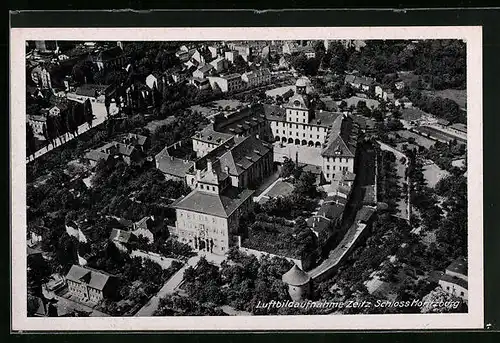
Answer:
282;264;311;301
295;77;308;95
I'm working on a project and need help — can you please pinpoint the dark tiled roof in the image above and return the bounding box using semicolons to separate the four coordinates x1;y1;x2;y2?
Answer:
155;147;194;178
309;111;342;127
192;125;234;144
84;150;110;162
440;273;468;290
65;265;111;291
317;202;345;221
196;64;214;74
122;133;148;146
172;186;254;218
217;136;271;176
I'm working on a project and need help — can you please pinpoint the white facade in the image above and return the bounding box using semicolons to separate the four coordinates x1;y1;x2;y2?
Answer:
321;156;355;182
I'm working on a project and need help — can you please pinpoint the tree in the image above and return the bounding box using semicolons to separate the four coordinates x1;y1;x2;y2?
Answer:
279;157;295;178
293;171;318;198
84;99;93;128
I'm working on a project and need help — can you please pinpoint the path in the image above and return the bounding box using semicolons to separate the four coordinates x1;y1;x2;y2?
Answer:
253;175;282;203
27;101;118;162
377;141;410;221
130;249;179;270
134;256;199;317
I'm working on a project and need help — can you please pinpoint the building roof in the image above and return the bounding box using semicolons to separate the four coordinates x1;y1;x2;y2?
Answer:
122;133;148;146
216;136;271;176
192;124;234;144
196;64;215;74
317;202;345;221
446;257;467;276
309;110;342;127
221;73;242;80
99;141;137;157
322;115;357;158
155;147;194;178
286;93;310;110
172;186;254;218
440;273;468;290
296;76;310;88
109;228;132;244
65;265;111;291
282;264;311;286
84;149;110;162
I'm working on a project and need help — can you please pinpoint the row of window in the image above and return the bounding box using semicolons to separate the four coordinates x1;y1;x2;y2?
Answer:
199;183;217;192
325;157;350;163
325;168;349;179
277;130;322;140
274;121;327;132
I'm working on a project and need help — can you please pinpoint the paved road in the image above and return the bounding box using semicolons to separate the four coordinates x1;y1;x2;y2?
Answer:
134;256;199;317
27;101;118;162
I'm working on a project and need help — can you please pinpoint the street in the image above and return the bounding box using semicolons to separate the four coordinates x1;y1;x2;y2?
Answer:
134;256;199;317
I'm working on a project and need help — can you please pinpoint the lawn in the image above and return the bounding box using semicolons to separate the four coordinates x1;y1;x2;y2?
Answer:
422;162;450;188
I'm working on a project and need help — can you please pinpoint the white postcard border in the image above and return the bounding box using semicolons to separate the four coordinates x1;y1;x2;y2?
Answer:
10;26;483;331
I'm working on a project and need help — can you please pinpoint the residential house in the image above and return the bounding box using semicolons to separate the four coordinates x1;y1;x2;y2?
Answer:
224;50;239;63
109;228;133;252
28;116;47;135
30;66;52;89
155;145;195;181
68;84;112;103
132;216;156;244
210;56;228;73
65;265;117;303
84;141;143;167
190;77;212;91
439;257;468;304
241;68;271;88
91;45;126;70
344;74;376;92
193;64;215;79
395;96;413;108
207;74;244;93
119;133;150;152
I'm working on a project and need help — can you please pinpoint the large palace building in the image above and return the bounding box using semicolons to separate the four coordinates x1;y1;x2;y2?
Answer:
162;77;359;255
171;135;273;255
265;77;358;183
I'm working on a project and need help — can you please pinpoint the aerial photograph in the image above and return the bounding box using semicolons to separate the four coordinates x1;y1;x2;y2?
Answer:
25;39;468;317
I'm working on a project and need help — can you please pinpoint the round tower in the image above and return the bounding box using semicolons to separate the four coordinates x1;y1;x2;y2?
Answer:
282;264;311;301
295;77;308;95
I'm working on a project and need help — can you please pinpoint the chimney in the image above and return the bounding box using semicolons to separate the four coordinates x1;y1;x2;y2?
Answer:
225;166;230;174
196;169;202;180
207;160;213;172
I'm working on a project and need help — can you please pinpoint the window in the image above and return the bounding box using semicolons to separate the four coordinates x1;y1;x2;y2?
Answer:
200;184;204;190
326;165;330;170
317;135;320;139
303;133;305;137
309;134;312;138
333;166;336;171
283;130;285;134
326;173;330;178
460;291;464;296
296;124;298;128
447;286;450;291
303;119;306;123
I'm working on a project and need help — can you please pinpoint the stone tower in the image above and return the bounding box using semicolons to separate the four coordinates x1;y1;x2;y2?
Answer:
282;264;311;301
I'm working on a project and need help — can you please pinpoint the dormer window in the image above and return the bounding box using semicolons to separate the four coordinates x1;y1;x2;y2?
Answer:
293;100;301;107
